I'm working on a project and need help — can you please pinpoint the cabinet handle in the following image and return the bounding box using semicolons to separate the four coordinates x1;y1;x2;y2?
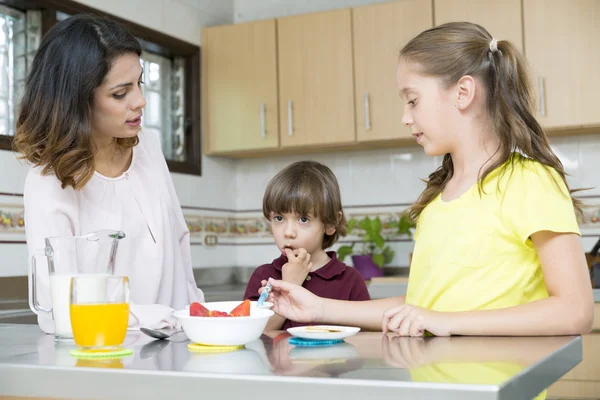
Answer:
260;103;266;138
364;93;371;131
287;100;293;136
538;76;546;117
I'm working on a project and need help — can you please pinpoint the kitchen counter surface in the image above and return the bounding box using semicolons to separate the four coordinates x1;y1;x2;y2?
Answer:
0;324;582;400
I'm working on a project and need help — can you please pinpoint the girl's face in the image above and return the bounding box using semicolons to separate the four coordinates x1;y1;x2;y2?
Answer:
90;53;146;143
396;59;461;157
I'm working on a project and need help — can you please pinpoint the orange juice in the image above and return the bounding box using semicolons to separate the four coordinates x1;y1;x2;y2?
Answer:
70;303;129;348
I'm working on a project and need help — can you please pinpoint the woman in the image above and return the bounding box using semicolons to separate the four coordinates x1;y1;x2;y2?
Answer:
14;14;203;333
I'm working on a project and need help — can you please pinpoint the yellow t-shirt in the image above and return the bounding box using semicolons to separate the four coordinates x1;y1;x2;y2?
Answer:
406;153;580;312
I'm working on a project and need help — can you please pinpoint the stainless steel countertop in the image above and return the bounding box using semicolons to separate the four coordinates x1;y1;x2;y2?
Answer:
0;324;582;400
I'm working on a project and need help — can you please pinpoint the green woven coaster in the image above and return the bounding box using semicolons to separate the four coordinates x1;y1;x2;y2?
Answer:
70;348;133;359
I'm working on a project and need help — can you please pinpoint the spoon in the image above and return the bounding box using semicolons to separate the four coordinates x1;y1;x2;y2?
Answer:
140;327;184;340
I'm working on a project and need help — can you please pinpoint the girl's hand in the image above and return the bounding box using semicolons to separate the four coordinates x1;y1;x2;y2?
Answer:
381;304;452;337
260;278;324;323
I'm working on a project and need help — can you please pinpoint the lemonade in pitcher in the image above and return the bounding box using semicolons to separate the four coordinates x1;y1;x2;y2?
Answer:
70;275;129;352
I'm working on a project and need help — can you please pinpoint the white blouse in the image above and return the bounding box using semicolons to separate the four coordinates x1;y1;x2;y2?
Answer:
24;131;203;333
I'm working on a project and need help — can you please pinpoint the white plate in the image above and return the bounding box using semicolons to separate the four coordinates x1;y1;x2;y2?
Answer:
287;325;361;340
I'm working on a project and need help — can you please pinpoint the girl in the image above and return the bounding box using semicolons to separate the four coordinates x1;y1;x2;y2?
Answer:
14;14;203;333
263;22;594;337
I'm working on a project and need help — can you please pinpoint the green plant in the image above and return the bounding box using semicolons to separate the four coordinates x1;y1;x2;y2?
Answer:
337;213;415;268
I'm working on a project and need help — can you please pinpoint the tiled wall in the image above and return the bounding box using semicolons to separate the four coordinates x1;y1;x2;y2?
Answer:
4;134;600;277
226;134;600;270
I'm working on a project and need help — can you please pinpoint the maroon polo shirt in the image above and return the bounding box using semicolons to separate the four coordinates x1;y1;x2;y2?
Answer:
243;251;371;330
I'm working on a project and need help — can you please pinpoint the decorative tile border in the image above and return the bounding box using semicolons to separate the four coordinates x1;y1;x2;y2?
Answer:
185;215;271;238
0;206;25;233
3;201;600;237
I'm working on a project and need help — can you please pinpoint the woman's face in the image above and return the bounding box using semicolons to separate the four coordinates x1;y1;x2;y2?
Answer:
90;53;146;143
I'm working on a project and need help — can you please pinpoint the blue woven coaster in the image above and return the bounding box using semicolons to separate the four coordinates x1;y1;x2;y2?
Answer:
288;337;344;347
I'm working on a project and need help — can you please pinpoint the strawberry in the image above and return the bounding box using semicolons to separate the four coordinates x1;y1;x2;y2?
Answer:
189;302;210;317
209;310;231;317
229;299;251;317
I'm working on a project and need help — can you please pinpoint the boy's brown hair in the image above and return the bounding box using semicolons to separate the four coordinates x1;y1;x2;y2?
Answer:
263;161;347;249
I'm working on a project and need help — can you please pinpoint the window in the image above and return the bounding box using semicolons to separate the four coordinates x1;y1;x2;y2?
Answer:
140;52;186;162
0;0;201;176
0;5;39;140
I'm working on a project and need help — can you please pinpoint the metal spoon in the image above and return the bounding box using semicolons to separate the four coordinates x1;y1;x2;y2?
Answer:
140;327;184;340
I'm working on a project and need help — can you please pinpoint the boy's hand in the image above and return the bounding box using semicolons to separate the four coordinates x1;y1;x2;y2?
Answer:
282;248;313;286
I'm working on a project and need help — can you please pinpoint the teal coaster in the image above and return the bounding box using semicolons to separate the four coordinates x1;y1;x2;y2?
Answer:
288;337;344;347
70;348;133;359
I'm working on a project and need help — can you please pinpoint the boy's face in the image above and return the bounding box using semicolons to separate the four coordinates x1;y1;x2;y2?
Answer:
270;211;337;256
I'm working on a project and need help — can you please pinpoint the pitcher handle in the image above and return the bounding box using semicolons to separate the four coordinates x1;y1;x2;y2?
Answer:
28;249;51;316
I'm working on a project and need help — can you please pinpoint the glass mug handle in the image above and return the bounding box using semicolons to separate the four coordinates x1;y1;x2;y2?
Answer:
28;249;52;316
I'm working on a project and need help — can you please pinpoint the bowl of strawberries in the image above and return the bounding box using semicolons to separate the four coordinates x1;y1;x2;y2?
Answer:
174;300;274;346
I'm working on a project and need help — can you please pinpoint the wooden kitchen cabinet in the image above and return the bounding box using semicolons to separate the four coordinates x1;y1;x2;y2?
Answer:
277;9;356;148
523;0;600;131
202;20;279;155
434;0;523;51
353;0;433;143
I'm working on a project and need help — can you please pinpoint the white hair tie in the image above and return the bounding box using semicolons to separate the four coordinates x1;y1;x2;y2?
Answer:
489;38;498;52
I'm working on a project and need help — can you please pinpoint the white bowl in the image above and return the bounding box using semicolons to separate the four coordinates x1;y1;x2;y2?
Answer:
174;301;274;346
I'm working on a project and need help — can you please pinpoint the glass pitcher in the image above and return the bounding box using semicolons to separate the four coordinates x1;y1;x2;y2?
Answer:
28;230;126;341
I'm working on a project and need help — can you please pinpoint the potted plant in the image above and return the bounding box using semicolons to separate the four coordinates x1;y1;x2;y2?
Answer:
337;212;415;280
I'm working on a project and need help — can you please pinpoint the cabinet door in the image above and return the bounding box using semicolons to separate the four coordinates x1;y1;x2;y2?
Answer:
434;0;523;51
278;9;355;148
353;0;433;142
524;0;600;129
202;20;279;155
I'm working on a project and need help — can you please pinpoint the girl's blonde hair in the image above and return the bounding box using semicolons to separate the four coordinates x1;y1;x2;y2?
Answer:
401;22;583;221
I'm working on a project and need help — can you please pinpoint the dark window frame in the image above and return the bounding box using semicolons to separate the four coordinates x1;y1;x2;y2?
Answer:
0;0;202;175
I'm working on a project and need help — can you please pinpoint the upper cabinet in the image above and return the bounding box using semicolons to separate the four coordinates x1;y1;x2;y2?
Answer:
353;0;433;143
434;0;523;51
202;20;279;155
201;0;600;158
277;9;356;148
523;0;600;130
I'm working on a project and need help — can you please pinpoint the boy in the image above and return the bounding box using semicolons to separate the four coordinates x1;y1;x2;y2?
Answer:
243;161;370;330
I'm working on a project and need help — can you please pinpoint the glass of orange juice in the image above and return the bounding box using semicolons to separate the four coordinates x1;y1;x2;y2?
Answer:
69;275;129;352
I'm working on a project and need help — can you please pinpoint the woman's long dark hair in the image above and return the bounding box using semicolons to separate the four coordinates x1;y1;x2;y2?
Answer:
14;14;141;189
